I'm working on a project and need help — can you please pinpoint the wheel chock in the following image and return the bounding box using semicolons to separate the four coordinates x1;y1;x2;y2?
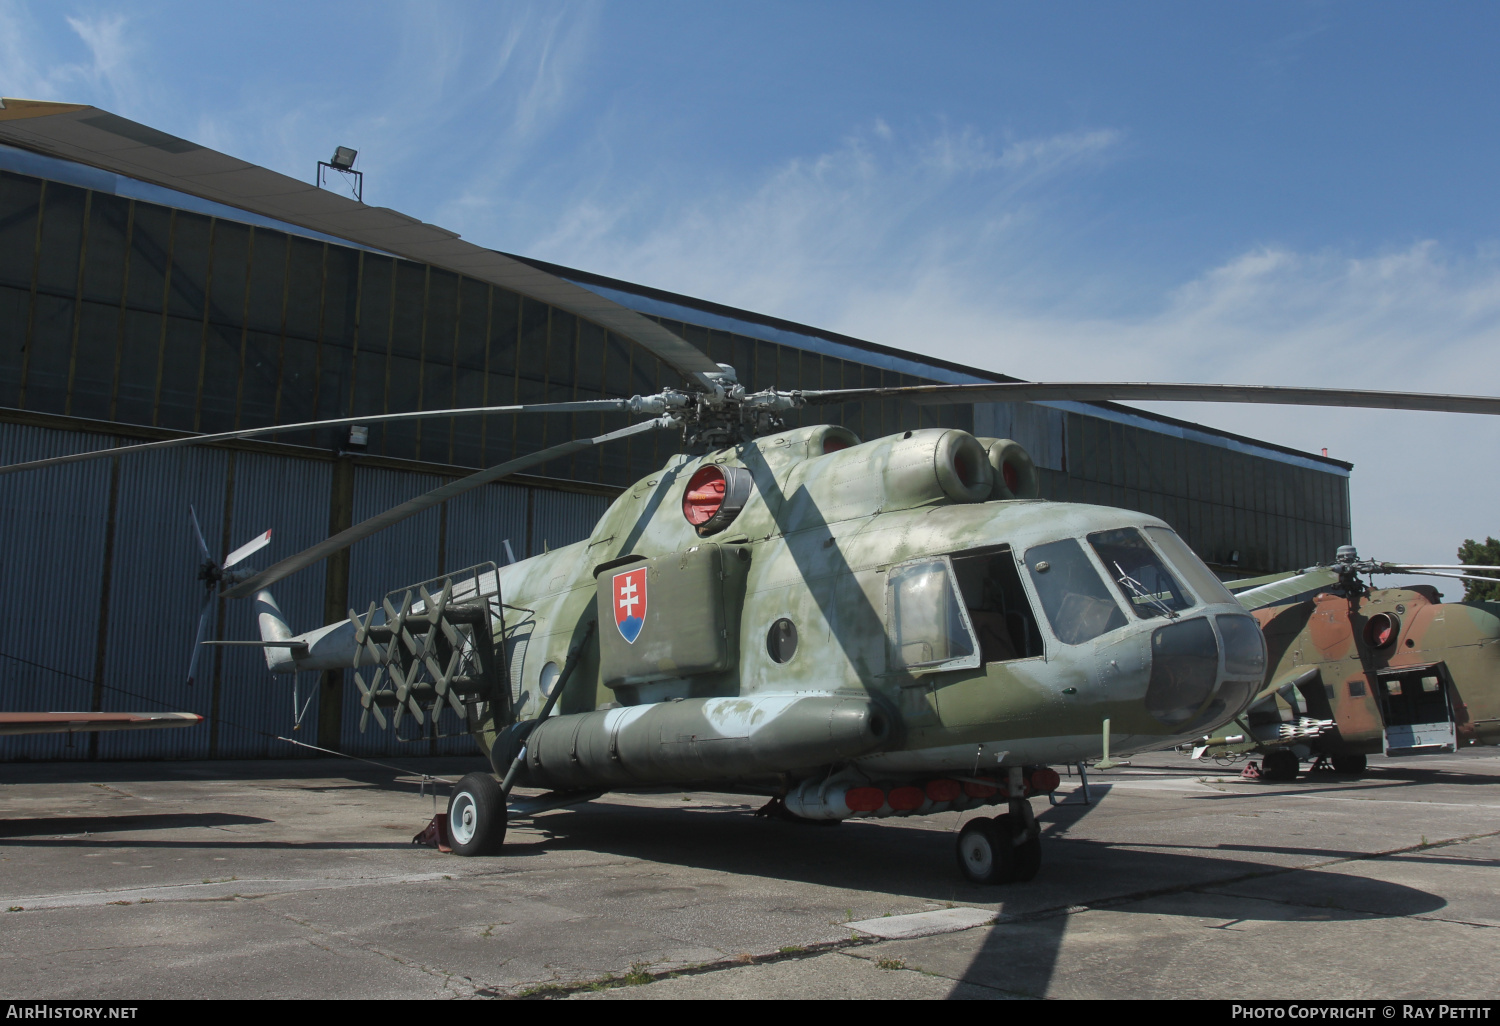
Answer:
412;813;452;853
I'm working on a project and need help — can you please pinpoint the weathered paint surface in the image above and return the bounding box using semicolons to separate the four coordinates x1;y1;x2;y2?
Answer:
266;423;1261;807
423;424;1255;793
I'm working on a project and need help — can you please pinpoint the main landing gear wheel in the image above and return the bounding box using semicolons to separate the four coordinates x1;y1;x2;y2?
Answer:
447;772;507;856
956;814;1040;885
1261;749;1300;782
1331;753;1367;775
995;812;1041;883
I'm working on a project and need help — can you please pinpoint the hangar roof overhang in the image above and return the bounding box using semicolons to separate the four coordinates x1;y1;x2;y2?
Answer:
0;97;1351;478
510;254;1354;477
0;97;722;390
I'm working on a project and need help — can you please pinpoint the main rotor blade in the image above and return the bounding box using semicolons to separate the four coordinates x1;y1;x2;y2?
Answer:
0;103;723;391
1377;564;1500;572
0;399;637;476
223;529;272;570
797;382;1500;416
1398;570;1500;586
1234;569;1342;610
221;416;676;600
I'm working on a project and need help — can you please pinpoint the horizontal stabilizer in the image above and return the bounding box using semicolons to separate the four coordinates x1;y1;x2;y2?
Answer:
0;712;203;736
202;639;309;654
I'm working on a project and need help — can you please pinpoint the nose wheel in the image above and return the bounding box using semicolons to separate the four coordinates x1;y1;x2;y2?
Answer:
1260;749;1300;782
956;810;1041;885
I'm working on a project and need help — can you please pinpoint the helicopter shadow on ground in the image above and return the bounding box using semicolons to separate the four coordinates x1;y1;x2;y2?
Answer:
518;780;1445;998
965;784;1451;997
517;784;1445;906
0;811;271;838
0;757;482;789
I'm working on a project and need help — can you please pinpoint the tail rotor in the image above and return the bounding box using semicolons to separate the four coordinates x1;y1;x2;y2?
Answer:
185;505;272;686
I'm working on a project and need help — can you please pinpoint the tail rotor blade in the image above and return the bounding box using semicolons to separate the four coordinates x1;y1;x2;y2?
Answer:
188;505;212;563
223;529;272;569
186;594;215;687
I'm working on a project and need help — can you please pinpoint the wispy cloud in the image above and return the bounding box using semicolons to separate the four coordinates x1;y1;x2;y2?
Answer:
518;119;1500;573
521;120;1125;320
0;2;140;107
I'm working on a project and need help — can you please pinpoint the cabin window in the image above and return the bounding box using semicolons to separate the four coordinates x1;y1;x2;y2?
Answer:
1088;528;1194;619
1025;539;1128;645
952;547;1043;663
887;558;979;671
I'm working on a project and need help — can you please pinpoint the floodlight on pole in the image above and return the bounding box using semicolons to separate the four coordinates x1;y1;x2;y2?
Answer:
316;145;364;202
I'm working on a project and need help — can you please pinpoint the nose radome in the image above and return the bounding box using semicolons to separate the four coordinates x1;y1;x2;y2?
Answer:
1144;617;1220;729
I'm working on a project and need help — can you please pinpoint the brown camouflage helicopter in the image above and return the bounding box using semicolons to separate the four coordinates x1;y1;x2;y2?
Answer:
1188;548;1500;780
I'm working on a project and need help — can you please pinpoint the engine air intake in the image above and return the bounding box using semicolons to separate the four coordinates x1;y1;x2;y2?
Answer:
682;464;752;535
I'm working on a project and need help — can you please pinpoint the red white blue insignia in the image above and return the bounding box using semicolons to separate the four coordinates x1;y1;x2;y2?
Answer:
613;567;647;644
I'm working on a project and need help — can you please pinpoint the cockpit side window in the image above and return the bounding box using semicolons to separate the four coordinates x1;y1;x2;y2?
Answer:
1025;539;1128;645
1088;527;1194;619
952;546;1044;663
887;558;980;671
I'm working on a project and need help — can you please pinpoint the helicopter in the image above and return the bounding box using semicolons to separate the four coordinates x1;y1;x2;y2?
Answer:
10;101;1500;884
9;349;1500;885
1185;547;1500;781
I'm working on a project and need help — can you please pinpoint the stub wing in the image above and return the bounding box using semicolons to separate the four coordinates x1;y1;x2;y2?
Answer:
0;712;203;736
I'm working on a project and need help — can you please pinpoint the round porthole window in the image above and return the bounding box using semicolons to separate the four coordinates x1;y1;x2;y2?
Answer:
538;661;561;697
767;618;798;664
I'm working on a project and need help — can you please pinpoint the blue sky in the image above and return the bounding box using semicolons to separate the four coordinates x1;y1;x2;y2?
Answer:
5;1;1499;577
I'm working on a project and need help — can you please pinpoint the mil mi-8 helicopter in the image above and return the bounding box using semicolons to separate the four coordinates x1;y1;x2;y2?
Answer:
10;357;1500;883
1187;548;1500;781
6;100;1500;884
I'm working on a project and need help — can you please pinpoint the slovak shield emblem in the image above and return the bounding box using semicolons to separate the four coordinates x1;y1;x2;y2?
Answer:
613;567;647;644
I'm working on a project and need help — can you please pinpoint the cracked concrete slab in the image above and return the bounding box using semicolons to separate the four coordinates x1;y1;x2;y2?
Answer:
2;750;1498;998
573;951;1011;1000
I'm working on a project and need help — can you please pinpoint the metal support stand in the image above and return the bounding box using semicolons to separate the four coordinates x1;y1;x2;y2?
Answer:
1048;762;1093;806
316;161;363;202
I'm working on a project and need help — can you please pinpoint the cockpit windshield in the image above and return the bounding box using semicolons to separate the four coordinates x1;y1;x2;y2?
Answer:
1025;539;1128;645
1088;528;1194;619
1143;527;1238;606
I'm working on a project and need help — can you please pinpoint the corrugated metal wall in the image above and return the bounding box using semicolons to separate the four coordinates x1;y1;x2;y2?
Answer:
94;446;230;760
1;422;614;762
532;490;612;557
973;402;1067;472
213;452;333;758
0;424;117;761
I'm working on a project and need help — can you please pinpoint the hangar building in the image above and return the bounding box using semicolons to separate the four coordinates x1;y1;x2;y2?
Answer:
0;99;1352;762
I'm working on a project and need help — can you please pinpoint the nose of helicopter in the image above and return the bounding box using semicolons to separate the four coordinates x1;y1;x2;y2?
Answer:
1139;610;1266;735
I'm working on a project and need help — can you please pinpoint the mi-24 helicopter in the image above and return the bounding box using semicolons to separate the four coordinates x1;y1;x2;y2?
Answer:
11;348;1500;885
1186;547;1500;781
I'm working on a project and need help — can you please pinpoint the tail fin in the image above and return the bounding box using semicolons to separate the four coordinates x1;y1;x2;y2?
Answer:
254;590;297;672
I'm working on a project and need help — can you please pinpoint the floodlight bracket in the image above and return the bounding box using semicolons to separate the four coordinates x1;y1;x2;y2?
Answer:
316;161;363;203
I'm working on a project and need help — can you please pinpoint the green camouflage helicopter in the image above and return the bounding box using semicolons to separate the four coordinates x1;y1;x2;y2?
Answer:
12;353;1500;885
1186;548;1500;781
9;99;1500;883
